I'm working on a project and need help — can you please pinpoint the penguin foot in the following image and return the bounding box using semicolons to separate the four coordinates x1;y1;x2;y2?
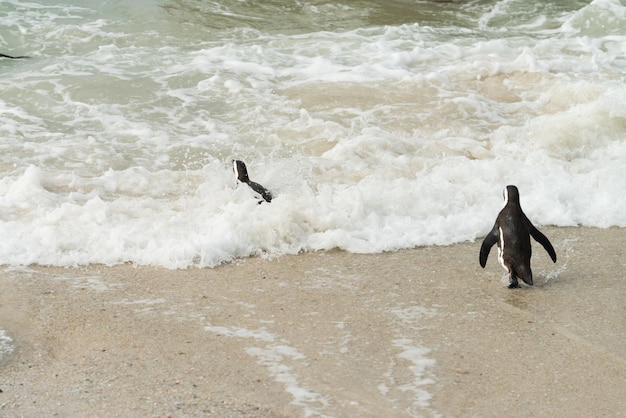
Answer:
508;278;521;289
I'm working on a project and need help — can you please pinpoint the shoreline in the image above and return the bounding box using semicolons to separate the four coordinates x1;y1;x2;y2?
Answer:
1;226;625;416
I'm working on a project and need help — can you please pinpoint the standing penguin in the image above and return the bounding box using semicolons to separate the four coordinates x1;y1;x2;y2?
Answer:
233;160;273;203
479;185;557;288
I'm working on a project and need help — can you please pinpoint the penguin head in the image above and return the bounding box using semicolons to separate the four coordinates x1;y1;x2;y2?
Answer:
233;160;249;183
503;185;520;205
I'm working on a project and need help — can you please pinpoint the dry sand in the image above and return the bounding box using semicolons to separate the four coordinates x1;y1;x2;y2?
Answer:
0;226;624;417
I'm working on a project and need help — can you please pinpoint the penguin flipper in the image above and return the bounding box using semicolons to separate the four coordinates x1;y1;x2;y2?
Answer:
527;219;557;262
479;226;499;268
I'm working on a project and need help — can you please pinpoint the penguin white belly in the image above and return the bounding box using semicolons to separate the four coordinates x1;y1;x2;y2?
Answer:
497;227;509;272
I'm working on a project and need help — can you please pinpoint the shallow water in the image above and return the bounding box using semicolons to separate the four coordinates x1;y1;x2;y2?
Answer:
1;0;625;268
0;329;13;363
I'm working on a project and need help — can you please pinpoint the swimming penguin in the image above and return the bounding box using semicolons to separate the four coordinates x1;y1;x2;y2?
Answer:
479;185;557;288
233;160;273;203
0;53;29;59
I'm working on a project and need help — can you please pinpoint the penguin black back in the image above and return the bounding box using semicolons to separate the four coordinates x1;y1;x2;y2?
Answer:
232;159;272;203
233;160;250;183
479;185;556;288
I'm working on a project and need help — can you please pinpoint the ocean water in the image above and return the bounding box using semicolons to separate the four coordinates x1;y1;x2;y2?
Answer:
1;0;625;268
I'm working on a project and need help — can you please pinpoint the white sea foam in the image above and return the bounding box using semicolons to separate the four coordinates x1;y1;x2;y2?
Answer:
245;345;330;417
113;298;167;306
393;338;436;408
0;329;14;361
0;0;624;268
204;325;275;342
386;307;438;410
205;325;329;416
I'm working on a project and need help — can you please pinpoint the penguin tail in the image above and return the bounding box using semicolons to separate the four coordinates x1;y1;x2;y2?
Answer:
518;265;533;286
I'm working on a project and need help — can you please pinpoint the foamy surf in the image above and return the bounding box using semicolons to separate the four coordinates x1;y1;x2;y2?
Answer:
1;0;625;268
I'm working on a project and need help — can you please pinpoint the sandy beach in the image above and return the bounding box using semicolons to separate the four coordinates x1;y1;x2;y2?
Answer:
1;226;624;417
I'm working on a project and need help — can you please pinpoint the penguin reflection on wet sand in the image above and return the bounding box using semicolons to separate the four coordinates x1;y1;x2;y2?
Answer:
479;185;557;288
233;160;273;203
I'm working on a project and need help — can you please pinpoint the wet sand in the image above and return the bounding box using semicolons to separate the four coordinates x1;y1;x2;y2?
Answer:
0;227;624;417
